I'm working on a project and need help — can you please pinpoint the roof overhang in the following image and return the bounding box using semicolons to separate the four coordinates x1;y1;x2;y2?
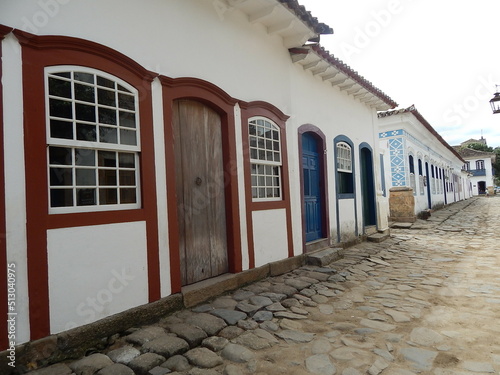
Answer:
289;45;397;111
220;0;332;48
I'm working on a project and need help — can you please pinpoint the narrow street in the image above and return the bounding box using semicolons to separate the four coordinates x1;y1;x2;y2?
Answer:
29;196;500;375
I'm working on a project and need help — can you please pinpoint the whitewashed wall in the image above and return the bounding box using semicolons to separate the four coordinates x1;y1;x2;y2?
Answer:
467;157;495;195
379;113;469;215
47;222;149;334
252;210;288;267
2;34;30;344
287;63;377;245
1;0;385;343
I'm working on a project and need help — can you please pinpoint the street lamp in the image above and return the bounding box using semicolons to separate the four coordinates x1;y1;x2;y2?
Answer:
490;85;500;114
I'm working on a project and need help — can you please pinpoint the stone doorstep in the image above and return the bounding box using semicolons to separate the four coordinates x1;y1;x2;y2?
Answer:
304;238;330;253
389;216;417;223
365;225;378;236
367;232;390;243
391;222;413;229
305;247;344;267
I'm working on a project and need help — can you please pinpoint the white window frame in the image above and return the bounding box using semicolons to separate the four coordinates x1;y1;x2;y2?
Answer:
408;155;416;195
476;160;485;170
336;142;352;173
248;117;282;202
45;66;141;214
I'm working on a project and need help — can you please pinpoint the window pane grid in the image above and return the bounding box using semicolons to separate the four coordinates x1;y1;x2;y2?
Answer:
251;163;281;200
249;118;282;201
46;67;141;213
47;71;138;150
48;146;138;208
249;119;280;164
337;142;352;173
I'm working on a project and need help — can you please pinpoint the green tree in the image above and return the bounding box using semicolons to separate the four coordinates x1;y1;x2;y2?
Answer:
466;142;493;152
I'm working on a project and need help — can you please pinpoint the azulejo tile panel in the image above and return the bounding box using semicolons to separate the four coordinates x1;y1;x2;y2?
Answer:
379;129;404;138
389;137;406;186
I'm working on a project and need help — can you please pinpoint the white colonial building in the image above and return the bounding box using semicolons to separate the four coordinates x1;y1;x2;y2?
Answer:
0;0;398;361
454;146;496;195
378;105;472;218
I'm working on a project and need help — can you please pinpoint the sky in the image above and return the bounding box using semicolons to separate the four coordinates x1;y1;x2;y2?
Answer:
299;0;500;149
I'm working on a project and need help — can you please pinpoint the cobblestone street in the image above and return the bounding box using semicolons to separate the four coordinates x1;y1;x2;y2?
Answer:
28;196;500;375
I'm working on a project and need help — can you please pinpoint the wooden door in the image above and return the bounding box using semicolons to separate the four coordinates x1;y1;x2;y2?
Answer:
302;133;323;242
360;147;377;227
173;100;228;285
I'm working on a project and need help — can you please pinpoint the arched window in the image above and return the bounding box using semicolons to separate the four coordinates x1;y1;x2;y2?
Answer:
418;158;424;195
336;141;354;195
248;117;282;201
46;66;140;212
409;155;416;194
476;160;485;170
431;164;436;194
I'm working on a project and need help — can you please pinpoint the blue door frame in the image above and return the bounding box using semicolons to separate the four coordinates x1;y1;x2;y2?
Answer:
425;162;432;209
302;133;322;242
360;145;377;227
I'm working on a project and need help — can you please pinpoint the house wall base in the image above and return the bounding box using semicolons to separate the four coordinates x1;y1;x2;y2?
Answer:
1;241;356;373
0;294;184;375
389;187;417;223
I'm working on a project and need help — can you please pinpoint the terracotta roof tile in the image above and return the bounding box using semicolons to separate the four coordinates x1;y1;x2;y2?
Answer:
278;0;333;35
310;45;397;109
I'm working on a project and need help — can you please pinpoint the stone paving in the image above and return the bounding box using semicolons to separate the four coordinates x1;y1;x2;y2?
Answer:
28;196;500;375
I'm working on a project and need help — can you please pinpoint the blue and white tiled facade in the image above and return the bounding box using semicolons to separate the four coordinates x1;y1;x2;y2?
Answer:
378;107;473;215
389;138;406;187
379;129;406;187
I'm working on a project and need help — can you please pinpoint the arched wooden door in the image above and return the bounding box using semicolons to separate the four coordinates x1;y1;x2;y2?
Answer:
302;133;323;242
172;100;228;285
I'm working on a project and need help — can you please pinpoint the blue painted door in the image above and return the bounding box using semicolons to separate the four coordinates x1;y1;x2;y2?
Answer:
302;133;322;242
360;147;377;227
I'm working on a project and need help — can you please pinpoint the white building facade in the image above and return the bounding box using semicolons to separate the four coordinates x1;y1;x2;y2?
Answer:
457;147;496;195
0;0;397;353
378;106;472;216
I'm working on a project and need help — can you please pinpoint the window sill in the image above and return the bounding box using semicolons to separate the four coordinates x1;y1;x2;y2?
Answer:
47;208;146;229
338;193;355;199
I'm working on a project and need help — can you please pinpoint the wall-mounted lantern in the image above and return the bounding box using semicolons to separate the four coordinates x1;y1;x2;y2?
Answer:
490;85;500;114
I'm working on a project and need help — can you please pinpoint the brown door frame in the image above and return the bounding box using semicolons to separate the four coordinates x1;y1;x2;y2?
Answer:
172;99;228;285
160;77;242;292
298;124;330;251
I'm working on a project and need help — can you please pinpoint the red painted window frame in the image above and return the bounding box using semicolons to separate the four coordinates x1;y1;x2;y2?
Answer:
0;24;14;350
13;30;160;340
240;101;293;267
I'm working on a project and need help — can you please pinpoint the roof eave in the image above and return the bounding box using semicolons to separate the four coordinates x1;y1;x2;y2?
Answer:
379;105;465;163
226;0;332;49
289;46;397;110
